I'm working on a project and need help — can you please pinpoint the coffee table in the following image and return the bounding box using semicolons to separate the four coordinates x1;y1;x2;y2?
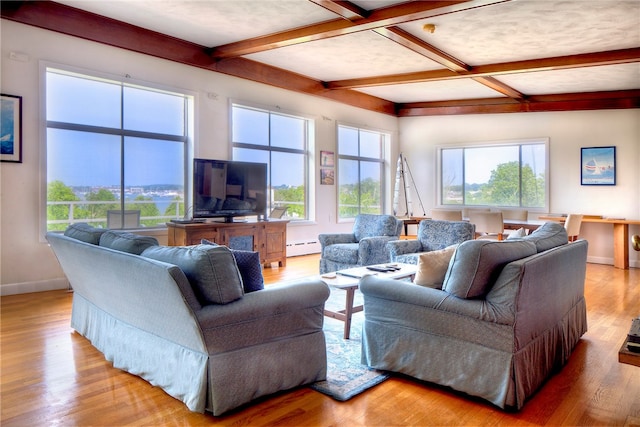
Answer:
320;263;417;339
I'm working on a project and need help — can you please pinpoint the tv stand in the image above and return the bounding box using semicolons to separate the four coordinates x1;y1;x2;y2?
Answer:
166;219;288;267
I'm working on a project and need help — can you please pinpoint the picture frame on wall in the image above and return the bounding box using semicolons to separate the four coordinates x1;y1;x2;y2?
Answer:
320;168;334;185
1;94;23;163
581;146;616;186
320;150;334;167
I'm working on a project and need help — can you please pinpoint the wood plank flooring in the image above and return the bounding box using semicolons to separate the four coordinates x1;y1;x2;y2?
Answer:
1;255;639;426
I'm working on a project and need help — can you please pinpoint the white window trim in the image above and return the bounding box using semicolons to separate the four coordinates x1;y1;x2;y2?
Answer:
39;60;196;241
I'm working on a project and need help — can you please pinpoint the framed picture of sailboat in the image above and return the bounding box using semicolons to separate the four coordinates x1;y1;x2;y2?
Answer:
581;146;616;186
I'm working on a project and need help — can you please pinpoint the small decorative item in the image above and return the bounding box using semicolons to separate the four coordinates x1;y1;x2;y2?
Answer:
320;150;334;167
320;168;334;185
581;146;615;186
1;94;22;163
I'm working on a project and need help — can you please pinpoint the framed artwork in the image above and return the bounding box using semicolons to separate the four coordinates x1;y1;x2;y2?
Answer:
320;150;334;167
320;168;334;185
581;146;616;186
1;94;22;163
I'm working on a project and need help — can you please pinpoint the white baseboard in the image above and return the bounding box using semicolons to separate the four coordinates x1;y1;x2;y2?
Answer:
587;256;640;269
1;278;69;296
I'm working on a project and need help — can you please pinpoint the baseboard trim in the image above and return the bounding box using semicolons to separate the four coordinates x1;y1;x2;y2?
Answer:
1;278;69;296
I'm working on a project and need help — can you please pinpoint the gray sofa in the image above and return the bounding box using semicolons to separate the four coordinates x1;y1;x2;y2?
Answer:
360;222;588;410
46;224;330;415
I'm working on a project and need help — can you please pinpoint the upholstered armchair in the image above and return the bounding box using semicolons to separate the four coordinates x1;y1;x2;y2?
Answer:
319;214;403;274
387;219;475;264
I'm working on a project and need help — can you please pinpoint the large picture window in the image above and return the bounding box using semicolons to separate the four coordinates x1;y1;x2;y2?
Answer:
337;124;388;219
438;138;548;209
45;68;192;231
231;103;311;220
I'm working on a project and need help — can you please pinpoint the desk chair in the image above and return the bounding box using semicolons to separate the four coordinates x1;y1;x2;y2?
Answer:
500;208;528;237
107;210;141;229
564;214;583;242
469;211;504;241
430;208;463;221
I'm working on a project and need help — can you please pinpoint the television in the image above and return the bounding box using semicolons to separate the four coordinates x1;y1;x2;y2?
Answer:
193;158;268;222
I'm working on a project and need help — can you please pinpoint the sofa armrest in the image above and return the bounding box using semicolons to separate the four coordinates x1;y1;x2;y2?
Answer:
318;233;356;253
196;279;330;353
358;236;398;265
386;239;423;261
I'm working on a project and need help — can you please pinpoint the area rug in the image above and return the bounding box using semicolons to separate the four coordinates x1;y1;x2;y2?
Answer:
310;288;390;401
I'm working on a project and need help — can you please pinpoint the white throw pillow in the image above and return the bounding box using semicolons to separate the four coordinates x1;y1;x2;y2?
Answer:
414;245;457;289
507;227;526;239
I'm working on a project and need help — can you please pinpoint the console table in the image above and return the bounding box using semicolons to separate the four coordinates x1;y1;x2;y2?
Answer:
166;220;288;267
540;216;640;269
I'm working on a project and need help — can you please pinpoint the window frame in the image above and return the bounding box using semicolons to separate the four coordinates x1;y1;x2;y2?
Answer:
230;101;314;222
41;63;194;235
336;123;389;221
435;137;549;212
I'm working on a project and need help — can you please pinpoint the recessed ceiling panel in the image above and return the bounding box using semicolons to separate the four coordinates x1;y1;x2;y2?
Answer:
56;0;337;47
397;1;640;66
498;63;640;95
245;31;444;81
355;79;507;103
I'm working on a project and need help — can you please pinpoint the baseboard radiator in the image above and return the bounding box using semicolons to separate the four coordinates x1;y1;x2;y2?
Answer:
286;240;321;257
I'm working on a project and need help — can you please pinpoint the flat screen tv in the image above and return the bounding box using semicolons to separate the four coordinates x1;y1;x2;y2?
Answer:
193;158;267;222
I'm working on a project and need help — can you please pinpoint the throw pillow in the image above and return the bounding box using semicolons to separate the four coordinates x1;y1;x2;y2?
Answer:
414;245;457;289
442;240;537;299
523;222;568;252
142;244;244;305
506;227;526;239
99;231;159;255
201;239;264;293
64;223;107;245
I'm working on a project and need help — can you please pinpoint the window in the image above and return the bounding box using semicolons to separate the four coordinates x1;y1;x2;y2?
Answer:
231;103;312;220
438;139;548;209
337;124;388;219
45;67;192;231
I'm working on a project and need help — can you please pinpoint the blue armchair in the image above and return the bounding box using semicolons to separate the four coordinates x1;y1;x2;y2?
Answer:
319;214;403;274
387;219;475;264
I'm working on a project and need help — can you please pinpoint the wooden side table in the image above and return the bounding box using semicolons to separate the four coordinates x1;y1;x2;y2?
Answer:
619;339;640;367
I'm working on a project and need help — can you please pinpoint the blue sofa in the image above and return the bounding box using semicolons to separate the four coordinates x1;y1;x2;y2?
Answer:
361;222;588;410
47;224;330;415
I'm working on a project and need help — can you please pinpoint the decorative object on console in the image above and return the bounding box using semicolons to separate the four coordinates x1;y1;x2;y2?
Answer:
632;235;640;252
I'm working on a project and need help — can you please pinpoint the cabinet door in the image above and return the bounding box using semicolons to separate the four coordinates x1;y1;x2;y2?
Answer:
222;225;261;253
264;222;287;266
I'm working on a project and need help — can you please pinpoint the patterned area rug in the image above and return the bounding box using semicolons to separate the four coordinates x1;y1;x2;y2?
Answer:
310;288;390;401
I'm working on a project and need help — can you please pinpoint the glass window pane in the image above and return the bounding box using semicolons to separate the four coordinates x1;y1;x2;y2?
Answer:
46;129;121;230
46;71;121;128
271;152;305;218
271;114;305;150
521;144;546;207
359;161;382;214
123;87;185;135
232;106;268;146
441;148;463;205
359;130;381;158
464;146;519;206
338;126;358;156
338;158;359;218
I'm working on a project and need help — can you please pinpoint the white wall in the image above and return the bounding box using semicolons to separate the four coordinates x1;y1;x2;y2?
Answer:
399;110;640;266
0;20;399;294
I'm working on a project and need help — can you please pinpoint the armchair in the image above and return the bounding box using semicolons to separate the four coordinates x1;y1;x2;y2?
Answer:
387;219;475;264
319;214;403;274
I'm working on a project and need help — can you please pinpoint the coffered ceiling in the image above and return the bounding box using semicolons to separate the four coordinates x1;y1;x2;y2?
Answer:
2;0;639;116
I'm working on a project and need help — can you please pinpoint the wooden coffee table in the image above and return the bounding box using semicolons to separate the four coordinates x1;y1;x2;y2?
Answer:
320;263;417;339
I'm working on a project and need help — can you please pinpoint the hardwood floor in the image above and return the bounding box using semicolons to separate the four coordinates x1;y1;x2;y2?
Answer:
2;255;639;426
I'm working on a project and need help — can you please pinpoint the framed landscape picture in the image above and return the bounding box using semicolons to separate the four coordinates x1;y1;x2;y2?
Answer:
581;146;615;186
1;94;22;163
